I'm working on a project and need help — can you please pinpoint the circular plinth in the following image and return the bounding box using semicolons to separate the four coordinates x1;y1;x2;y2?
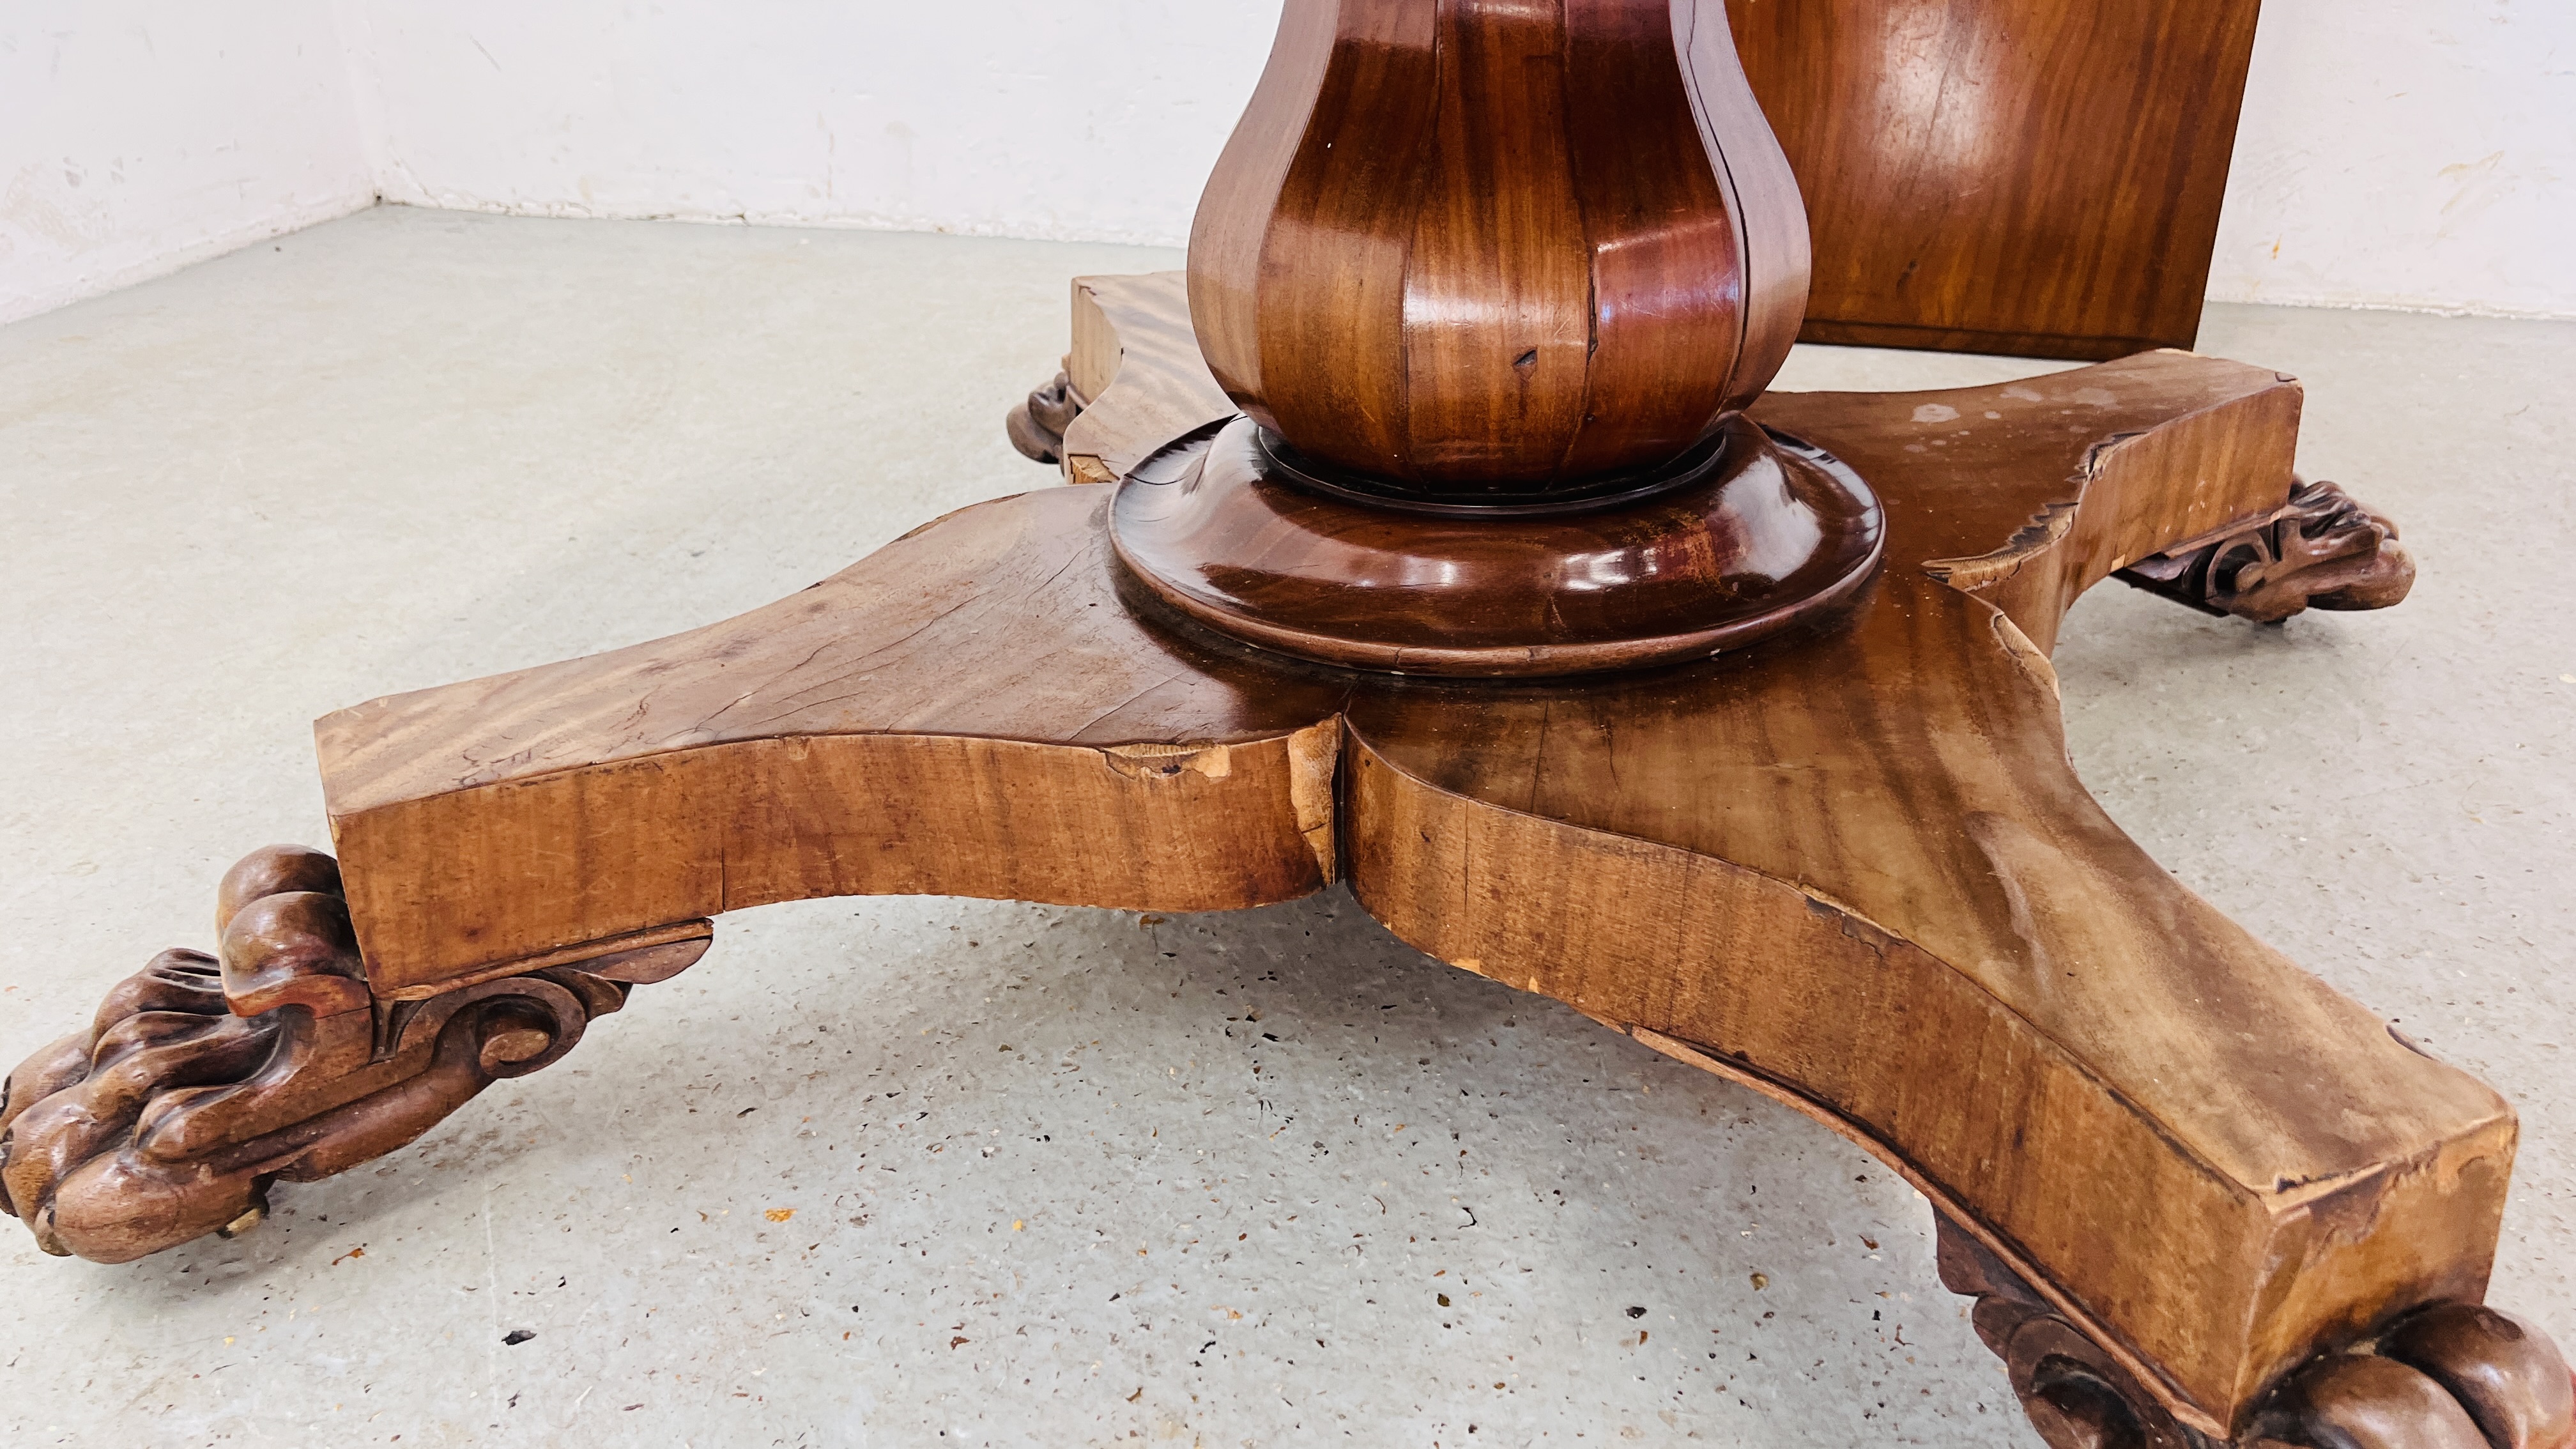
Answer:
1111;415;1884;677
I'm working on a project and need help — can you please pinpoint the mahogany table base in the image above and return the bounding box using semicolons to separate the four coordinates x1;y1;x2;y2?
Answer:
7;275;2567;1449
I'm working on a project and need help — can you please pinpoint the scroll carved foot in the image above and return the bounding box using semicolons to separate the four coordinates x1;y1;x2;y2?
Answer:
2115;480;2415;623
1938;1220;2220;1447
1939;1218;2575;1449
1003;368;1085;465
0;846;704;1263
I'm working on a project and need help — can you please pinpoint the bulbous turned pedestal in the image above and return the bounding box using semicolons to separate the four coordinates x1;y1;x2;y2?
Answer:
1150;0;1859;675
1186;0;1811;500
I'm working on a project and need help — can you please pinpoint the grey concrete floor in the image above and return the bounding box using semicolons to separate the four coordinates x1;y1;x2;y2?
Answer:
0;204;2569;1448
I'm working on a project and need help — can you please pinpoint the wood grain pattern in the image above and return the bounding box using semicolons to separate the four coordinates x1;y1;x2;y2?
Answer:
1678;0;1809;406
1008;277;2538;1437
1181;0;1347;433
0;0;2538;1427
1058;273;1236;486
316;489;1349;993
298;305;2502;1431
13;272;2563;1449
1342;572;2508;1430
1726;0;2262;360
1558;0;1745;476
1188;0;1807;494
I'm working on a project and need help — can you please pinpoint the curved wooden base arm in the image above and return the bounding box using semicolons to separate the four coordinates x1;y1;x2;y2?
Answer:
3;273;2557;1448
310;489;1347;993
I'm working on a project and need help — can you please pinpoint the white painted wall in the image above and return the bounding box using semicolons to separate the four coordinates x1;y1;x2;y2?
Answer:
6;0;2572;325
2211;0;2576;316
339;0;2576;320
339;1;1276;247
0;3;376;324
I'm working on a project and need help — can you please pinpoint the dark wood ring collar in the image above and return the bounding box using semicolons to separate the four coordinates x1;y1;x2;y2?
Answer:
1254;425;1735;518
1110;413;1885;678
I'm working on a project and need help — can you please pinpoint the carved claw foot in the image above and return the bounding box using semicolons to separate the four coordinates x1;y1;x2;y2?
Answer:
2115;479;2416;623
1940;1219;2574;1449
0;846;705;1263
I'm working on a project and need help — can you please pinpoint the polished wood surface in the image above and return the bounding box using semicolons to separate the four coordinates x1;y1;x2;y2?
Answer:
2117;478;2417;622
1;846;658;1262
294;330;2501;1435
5;273;2556;1445
1057;274;1236;486
1;3;2553;1438
1188;0;1809;494
314;500;1347;993
1111;413;1883;675
2377;1305;2576;1449
1727;0;2262;360
1342;399;2486;1428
